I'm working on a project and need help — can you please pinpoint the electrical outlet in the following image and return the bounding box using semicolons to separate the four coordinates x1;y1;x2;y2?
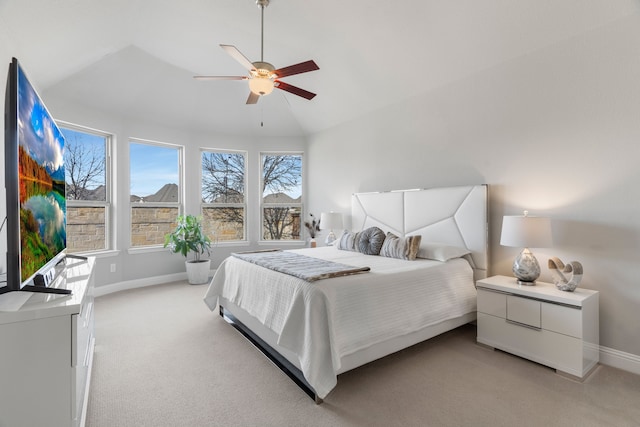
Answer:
110;263;116;273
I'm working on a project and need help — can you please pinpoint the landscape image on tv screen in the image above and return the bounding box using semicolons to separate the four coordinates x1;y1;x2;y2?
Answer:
17;64;66;283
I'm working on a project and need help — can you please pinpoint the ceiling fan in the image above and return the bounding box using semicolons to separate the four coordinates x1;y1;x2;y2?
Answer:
194;0;319;104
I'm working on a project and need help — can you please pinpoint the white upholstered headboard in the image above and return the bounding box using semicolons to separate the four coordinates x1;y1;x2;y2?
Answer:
351;185;488;280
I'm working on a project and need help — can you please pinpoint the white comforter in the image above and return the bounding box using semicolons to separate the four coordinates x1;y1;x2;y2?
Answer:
203;246;476;398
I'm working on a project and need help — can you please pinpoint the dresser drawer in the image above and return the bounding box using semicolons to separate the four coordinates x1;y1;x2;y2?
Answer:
72;299;94;368
542;302;582;338
71;284;95;426
506;295;541;328
477;288;506;317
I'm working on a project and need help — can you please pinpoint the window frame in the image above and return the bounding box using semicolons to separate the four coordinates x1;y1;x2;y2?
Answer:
200;148;248;244
59;121;114;254
259;151;304;244
129;137;184;249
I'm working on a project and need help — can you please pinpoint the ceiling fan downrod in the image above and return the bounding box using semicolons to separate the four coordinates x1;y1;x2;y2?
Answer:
256;0;269;62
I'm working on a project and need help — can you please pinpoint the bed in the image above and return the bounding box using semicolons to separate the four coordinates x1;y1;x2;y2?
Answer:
204;185;488;402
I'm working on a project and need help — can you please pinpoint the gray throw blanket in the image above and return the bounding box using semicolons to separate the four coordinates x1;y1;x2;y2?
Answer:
231;250;370;282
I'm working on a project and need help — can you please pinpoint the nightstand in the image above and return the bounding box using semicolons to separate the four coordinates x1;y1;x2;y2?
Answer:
476;275;599;379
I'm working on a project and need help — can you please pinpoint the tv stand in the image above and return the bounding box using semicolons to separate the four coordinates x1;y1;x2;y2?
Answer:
29;253;89;294
32;260;71;294
65;253;88;262
0;257;95;427
20;284;72;295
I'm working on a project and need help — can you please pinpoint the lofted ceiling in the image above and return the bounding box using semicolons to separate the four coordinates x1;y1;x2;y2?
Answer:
0;0;637;137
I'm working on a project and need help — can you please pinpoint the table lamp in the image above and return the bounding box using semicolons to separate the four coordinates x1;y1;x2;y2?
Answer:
500;210;552;285
320;212;343;245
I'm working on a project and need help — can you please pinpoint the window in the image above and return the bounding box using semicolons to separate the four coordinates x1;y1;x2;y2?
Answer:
129;139;182;247
260;153;302;241
201;150;246;242
61;124;111;253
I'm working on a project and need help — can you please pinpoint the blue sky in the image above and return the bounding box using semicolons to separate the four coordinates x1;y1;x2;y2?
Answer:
129;142;179;197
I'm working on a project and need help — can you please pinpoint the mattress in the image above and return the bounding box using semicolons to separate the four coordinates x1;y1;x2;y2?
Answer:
204;246;477;398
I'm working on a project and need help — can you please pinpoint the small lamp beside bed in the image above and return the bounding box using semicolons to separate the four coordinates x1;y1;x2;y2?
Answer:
500;210;552;285
320;212;343;245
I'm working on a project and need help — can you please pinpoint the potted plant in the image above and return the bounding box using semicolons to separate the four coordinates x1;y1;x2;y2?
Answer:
164;214;214;284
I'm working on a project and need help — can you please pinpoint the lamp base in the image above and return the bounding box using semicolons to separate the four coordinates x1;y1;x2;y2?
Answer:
325;230;336;245
512;247;541;284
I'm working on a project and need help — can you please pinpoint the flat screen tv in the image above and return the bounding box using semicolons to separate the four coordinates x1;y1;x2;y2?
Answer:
2;57;70;295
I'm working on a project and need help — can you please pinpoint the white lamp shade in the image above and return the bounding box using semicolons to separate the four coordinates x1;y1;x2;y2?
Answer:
320;212;343;230
500;214;552;248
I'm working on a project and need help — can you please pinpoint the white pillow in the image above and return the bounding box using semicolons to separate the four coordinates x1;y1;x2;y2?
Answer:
416;242;470;262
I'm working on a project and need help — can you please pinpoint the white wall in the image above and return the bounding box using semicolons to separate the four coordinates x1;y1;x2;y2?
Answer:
307;13;640;357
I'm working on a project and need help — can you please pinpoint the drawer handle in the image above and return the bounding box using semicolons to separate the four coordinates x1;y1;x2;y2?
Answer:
83;302;94;328
83;334;94;367
506;319;541;331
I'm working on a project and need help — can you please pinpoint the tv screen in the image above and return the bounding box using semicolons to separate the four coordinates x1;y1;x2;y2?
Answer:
2;57;67;294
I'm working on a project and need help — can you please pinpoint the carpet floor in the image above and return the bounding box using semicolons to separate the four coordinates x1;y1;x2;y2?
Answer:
86;281;640;427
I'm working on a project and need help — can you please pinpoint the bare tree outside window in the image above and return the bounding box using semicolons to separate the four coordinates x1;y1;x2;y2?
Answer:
261;154;302;240
202;152;245;203
201;151;246;241
61;125;110;253
64;129;106;201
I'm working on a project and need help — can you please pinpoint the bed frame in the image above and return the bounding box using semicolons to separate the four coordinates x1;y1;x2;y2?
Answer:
219;184;488;403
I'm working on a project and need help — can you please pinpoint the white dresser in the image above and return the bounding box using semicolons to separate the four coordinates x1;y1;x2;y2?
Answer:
476;275;599;379
0;257;95;427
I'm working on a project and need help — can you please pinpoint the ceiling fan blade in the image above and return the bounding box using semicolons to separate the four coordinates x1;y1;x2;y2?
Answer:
274;60;319;78
220;44;256;71
193;76;248;80
246;91;260;104
274;81;316;100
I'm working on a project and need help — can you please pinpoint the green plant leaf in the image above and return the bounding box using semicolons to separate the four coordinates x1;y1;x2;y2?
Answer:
164;214;214;260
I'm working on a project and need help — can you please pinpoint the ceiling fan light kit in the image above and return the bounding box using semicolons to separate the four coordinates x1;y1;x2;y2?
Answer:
195;0;319;104
248;76;275;96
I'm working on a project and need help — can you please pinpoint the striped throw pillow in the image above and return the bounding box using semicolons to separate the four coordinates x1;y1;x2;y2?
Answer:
337;230;360;251
380;232;421;260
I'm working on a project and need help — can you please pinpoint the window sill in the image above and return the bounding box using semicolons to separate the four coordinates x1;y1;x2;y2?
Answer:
127;246;167;255
258;240;306;247
68;249;120;259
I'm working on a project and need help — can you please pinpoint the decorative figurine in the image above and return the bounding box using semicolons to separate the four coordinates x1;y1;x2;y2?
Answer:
548;257;583;292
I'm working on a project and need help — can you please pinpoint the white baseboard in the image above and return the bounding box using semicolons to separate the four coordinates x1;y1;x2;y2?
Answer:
94;272;188;297
600;345;640;376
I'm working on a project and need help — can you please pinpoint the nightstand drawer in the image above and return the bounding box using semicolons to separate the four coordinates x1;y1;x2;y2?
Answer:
477;312;583;376
542;302;582;338
506;295;541;328
477;288;506;317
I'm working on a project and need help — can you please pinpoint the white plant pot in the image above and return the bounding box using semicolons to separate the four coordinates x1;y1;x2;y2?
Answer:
185;259;211;285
